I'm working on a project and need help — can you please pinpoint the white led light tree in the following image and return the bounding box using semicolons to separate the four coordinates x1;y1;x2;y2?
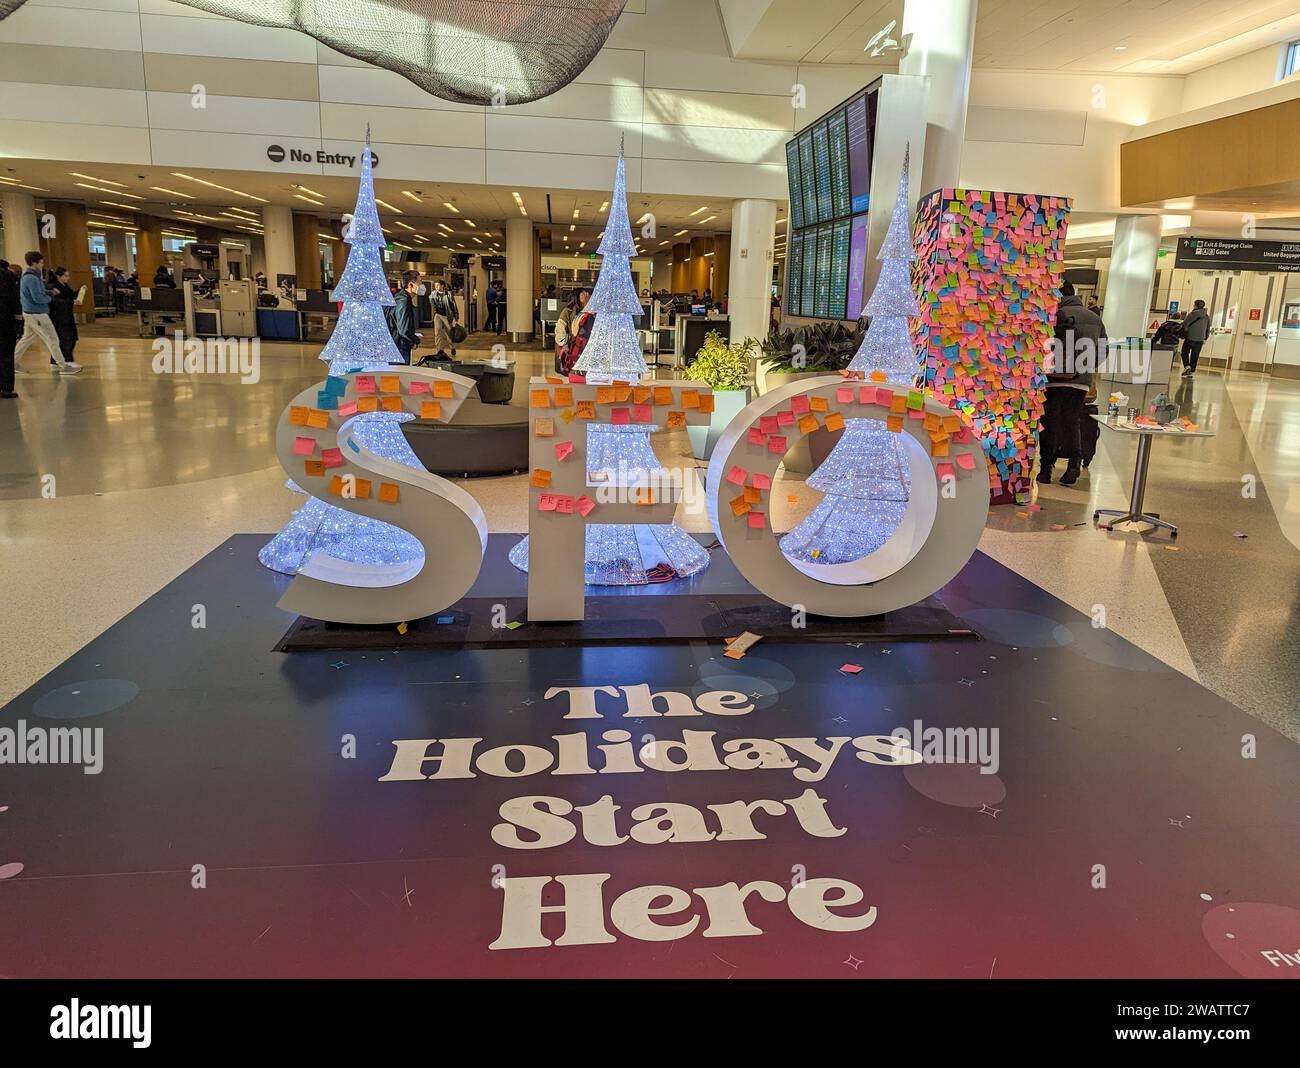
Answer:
780;147;922;566
259;130;427;575
509;142;709;585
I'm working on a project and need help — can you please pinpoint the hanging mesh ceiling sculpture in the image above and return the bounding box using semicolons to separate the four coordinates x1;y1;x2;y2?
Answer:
0;0;627;105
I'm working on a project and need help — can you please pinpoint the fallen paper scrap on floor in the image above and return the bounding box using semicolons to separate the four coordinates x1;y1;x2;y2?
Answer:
724;631;762;659
839;663;863;675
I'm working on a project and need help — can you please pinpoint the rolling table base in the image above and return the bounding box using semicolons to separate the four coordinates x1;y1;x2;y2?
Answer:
1092;432;1177;538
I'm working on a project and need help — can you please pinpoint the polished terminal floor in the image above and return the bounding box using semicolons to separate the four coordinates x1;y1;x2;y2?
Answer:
1;321;1298;739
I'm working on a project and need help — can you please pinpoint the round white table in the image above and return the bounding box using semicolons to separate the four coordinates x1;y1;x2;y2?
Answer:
1090;415;1216;539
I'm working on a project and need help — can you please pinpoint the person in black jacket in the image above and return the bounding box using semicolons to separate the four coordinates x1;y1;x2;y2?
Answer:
386;270;421;364
47;267;80;367
153;264;176;288
0;260;18;398
1040;280;1106;486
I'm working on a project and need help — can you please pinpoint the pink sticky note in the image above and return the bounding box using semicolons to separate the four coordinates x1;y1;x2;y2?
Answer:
337;401;358;418
747;511;766;530
776;410;795;427
408;380;431;394
554;440;574;462
875;388;893;407
952;427;972;444
292;436;316;456
537;494;557;512
611;407;631;425
790;395;810;415
633;404;653;422
839;663;863;675
752;473;771;490
956;452;977;470
767;435;787;455
554;495;575;514
936;462;955;480
908;408;924;420
576;494;596;517
726;465;747;486
320;447;344;468
760;415;779;435
836;387;854;404
748;427;766;446
354;375;376;393
568;372;586;384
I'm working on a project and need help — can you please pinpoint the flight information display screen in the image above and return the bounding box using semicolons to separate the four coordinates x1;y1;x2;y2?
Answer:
784;81;879;319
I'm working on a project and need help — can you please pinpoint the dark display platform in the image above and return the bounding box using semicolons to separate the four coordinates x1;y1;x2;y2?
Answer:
1;534;1297;979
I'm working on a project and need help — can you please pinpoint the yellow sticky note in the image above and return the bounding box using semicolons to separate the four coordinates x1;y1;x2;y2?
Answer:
531;389;552;408
289;406;310;426
420;400;442;420
378;482;400;503
433;380;454;399
824;412;845;433
307;409;330;429
379;375;401;394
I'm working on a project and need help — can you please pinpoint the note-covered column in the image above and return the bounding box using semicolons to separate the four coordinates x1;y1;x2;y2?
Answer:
912;188;1072;505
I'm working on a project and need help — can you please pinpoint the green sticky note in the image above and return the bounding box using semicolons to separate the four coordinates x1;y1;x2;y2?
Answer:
505;620;523;630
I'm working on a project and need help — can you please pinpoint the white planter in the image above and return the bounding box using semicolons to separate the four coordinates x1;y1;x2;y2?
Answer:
687;388;751;460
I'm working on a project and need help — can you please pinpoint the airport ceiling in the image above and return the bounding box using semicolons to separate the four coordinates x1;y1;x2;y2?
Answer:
0;159;744;254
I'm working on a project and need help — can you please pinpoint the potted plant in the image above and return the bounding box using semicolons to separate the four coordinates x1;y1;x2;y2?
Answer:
683;331;757;460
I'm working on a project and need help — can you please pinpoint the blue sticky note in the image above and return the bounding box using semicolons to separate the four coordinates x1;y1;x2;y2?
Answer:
317;390;338;410
436;615;455;625
325;375;348;396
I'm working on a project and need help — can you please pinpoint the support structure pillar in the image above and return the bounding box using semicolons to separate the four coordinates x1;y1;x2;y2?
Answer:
726;199;777;344
900;0;978;196
1104;215;1162;342
1;189;40;266
505;217;534;340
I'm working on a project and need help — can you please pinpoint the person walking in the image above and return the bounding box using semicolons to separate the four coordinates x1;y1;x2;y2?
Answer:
14;251;81;374
48;267;81;367
485;279;501;334
1179;299;1210;376
0;260;18;398
428;278;458;359
386;270;420;364
1039;280;1103;486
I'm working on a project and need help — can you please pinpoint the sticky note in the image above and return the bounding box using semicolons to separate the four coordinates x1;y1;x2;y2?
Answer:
554;495;575;514
636;487;654;506
666;410;685;428
752;473;771;490
537;494;557;512
408;380;430;394
545;375;563;384
681;390;700;409
292;436;316;456
611;407;631;425
633;404;653;422
354;376;376;394
653;386;673;405
890;395;907;413
956;452;977;470
730;495;750;517
875;388;893;407
420;400;442;420
303;459;325;477
858;386;876;405
907;391;924;411
307;409;330;429
931;439;950;457
531;468;552;489
798;414;819;434
596;386;616;405
747;511;766;530
317;390;338;410
809;396;829;412
576;495;596;517
381;396;404;413
289;406;310;426
357;396;378;413
760;415;779;435
576;400;596;419
531;389;552;408
633;386;652;405
433;380;454;399
555;440;574;462
534;417;555;437
887;413;904;433
320;447;344;468
380;375;401;394
337;401;357;418
748;427;766;446
869;370;887;382
936;462;955;481
824;412;845;433
378;482;400;503
328;474;347;496
559;408;575;424
698;394;715;414
777;410;795;427
791;395;810;415
837;387;854;404
767;435;787;454
726;465;748;486
839;663;863;675
743;485;761;505
614;386;631;402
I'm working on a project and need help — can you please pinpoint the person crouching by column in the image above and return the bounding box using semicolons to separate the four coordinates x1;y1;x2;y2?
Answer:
14;251;81;375
386;270;420;364
1039;280;1103;487
48;267;81;368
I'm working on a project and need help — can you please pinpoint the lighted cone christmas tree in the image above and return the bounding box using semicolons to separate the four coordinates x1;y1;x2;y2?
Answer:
781;147;922;566
259;130;426;575
509;142;708;584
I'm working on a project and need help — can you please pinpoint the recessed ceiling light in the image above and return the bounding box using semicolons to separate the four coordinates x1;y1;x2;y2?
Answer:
76;183;143;199
100;200;141;212
394;221;415;231
374;198;404;214
599;201;609;212
71;171;126;187
688;206;708;216
150;186;195;200
171;172;268;203
293;194;323;206
295;184;324;197
403;190;424;202
1114;45;1127;52
674;229;688;236
442;201;459;212
464;219;476;227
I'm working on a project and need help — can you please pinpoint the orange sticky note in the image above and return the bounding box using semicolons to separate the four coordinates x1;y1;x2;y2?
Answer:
576;400;596;419
633;386;652;405
890;395;908;413
378;482;400;503
531;468;552;489
636;487;654;506
307;409;330;429
534;417;555;437
681;390;700;409
531;389;552;408
379;375;401;394
352;478;372;500
887;413;904;433
545;375;564;385
666;410;686;428
381;396;404;413
303;459;325;477
613;386;632;402
433;380;454;399
931;438;950;457
289;406;310;426
653;386;673;405
824;412;845;432
809;395;829;412
328;474;347;496
798;414;819;434
743;485;761;504
730;495;750;517
357;396;378;413
420;400;442;420
943;415;960;433
553;387;574;406
869;369;887;382
698;393;715;414
596;386;616;405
